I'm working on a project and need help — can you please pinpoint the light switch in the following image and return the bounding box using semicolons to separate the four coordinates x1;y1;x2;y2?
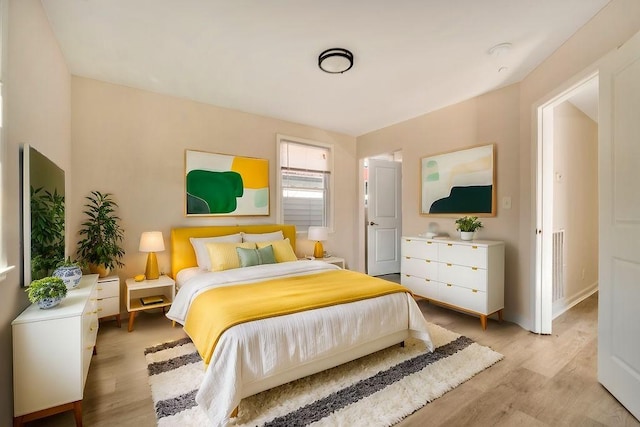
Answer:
502;196;512;209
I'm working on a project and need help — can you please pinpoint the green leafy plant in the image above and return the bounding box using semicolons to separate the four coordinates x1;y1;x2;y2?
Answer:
455;216;483;232
30;186;65;278
55;256;84;268
77;191;125;271
25;276;68;304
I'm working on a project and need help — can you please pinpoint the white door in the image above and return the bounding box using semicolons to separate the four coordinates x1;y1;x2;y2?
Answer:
598;29;640;420
367;159;402;276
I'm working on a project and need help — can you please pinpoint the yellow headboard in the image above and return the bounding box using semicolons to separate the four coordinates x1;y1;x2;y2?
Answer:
170;224;297;278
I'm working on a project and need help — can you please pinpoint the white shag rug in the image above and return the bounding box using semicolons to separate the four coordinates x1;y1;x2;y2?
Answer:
145;323;503;427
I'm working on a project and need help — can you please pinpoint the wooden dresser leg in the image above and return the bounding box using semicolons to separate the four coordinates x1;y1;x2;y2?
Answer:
116;313;122;328
13;416;24;427
480;315;487;330
498;309;504;323
73;401;83;427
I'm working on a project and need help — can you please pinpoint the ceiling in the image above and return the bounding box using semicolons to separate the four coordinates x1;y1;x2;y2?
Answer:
41;0;609;136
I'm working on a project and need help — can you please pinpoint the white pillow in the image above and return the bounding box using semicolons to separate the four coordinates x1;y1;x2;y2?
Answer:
190;233;242;270
241;230;284;243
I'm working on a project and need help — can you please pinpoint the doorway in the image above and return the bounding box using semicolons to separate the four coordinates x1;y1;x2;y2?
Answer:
535;74;599;334
363;152;402;276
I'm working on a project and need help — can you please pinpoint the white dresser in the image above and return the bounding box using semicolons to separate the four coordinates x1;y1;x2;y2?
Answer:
12;274;99;427
401;237;504;329
97;275;121;327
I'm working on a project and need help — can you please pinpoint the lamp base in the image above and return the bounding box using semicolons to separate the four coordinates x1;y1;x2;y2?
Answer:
145;252;160;280
313;241;324;259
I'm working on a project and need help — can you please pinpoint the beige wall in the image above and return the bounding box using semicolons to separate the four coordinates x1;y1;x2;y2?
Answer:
553;102;598;313
69;77;357;285
517;0;640;329
0;0;71;423
357;0;640;330
357;84;522;319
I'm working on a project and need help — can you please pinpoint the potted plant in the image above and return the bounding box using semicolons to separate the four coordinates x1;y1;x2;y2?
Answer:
455;216;483;241
25;276;68;309
77;191;125;277
53;257;84;289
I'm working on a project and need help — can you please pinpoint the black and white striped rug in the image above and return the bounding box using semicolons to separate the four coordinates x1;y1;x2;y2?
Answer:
145;323;502;426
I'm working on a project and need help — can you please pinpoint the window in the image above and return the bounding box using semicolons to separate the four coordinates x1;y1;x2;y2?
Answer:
277;135;333;232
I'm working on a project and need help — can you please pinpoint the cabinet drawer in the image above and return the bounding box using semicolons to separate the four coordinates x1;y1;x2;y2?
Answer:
401;256;438;279
402;238;438;259
440;284;487;314
438;243;487;268
97;278;119;299
438;263;488;292
401;274;439;300
98;296;120;318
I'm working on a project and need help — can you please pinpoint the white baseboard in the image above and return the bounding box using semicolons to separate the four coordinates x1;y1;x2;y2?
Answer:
552;281;598;319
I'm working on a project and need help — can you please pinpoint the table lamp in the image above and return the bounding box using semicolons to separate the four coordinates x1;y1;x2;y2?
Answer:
307;226;329;259
139;231;165;280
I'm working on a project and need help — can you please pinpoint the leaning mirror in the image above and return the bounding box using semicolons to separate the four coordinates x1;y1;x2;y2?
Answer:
20;144;65;286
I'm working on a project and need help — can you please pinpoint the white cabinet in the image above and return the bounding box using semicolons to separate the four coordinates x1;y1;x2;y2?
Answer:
12;274;99;427
97;275;121;327
401;237;504;329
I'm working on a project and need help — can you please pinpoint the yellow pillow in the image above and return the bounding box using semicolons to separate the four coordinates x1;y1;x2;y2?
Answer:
206;242;256;271
256;238;297;263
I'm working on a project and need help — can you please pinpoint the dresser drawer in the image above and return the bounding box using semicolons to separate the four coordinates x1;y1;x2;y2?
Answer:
438;243;487;268
97;277;119;299
440;284;487;314
438;263;488;292
402;238;438;259
401;274;440;300
98;296;120;318
401;256;438;279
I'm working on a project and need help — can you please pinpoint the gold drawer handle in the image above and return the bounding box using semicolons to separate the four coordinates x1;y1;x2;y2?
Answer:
97;307;103;312
405;256;410;259
426;241;432;245
447;263;452;267
447;284;452;287
447;243;453;247
97;287;103;291
405;274;410;277
425;279;430;282
405;239;411;242
472;245;478;249
86;345;94;350
425;260;431;263
472;289;478;293
472;267;478;270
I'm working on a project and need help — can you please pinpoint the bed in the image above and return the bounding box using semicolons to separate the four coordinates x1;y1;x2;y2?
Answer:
165;224;433;426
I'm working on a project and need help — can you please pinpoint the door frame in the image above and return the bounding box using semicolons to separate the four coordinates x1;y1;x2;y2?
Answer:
532;69;599;334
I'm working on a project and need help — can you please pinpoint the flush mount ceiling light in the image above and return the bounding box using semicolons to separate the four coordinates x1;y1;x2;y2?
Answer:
318;48;354;74
488;42;512;57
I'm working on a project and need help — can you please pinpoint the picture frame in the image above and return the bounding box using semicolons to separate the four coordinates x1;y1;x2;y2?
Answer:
420;143;496;216
185;150;269;217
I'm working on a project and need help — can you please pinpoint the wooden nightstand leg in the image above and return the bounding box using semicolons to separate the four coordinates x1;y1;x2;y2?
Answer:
128;312;136;332
498;309;503;323
116;313;121;328
480;314;487;330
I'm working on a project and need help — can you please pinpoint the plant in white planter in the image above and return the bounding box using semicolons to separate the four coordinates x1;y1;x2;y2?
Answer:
53;257;84;289
25;276;68;309
455;216;483;241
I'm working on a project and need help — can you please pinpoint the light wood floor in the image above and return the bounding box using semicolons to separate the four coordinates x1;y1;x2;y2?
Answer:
26;293;638;427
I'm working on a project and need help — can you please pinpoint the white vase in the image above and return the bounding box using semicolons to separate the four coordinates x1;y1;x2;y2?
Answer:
460;231;474;241
53;265;83;289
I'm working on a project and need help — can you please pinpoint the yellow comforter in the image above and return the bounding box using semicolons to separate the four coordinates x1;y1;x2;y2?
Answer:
184;269;410;365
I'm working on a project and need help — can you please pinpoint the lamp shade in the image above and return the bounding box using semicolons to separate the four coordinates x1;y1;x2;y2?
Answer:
139;231;165;253
307;226;328;242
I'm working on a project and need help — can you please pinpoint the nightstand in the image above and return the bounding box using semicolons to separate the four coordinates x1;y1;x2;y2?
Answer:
318;256;345;269
125;275;175;332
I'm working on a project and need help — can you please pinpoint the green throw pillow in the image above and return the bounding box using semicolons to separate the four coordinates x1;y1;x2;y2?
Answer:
236;245;277;267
